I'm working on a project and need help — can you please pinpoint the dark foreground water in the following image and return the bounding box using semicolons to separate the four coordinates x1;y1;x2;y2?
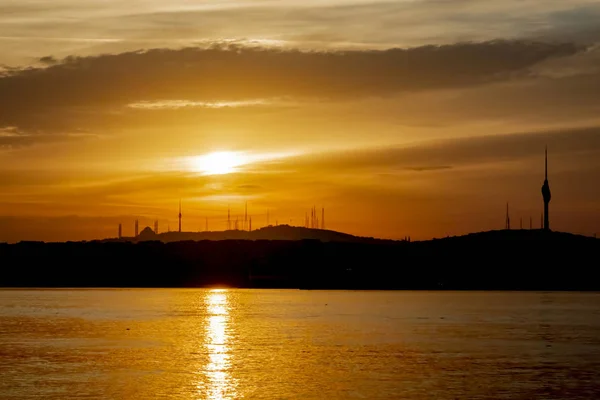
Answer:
0;290;599;399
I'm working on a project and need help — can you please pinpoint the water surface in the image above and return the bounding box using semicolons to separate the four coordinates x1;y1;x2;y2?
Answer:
1;289;599;399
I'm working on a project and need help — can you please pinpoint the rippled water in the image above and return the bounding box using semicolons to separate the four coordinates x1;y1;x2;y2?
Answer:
0;289;599;399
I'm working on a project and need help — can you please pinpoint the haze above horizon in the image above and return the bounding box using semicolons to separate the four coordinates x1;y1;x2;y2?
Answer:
1;0;599;243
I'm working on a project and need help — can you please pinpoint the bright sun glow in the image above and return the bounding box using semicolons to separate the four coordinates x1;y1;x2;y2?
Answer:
191;151;246;175
184;150;299;175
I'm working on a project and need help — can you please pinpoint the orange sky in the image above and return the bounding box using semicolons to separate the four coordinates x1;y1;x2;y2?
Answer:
1;0;600;242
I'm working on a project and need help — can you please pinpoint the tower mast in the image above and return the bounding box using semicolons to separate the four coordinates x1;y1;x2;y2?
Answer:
541;146;552;231
178;199;182;233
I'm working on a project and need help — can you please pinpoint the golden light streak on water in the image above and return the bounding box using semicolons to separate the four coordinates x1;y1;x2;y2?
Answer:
198;289;238;400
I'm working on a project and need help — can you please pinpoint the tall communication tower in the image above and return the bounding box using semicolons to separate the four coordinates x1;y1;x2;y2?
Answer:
227;207;231;230
244;202;248;231
154;220;159;234
249;216;252;232
118;223;122;239
135;219;139;237
505;203;510;230
321;207;325;230
178;200;182;233
541;146;552;231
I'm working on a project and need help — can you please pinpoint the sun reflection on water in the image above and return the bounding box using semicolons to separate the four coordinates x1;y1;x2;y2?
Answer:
198;289;238;399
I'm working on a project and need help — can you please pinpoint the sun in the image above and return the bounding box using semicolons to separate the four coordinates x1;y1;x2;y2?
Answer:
190;151;246;175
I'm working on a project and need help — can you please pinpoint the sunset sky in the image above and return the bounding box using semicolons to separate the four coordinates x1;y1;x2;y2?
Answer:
1;0;599;242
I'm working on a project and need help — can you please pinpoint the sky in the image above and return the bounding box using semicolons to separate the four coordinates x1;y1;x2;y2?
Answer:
1;0;600;242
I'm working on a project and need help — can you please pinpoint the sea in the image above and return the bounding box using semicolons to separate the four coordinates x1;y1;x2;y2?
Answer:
0;289;599;399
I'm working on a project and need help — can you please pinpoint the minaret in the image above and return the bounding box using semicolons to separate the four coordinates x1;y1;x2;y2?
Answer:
178;200;182;233
541;146;551;231
505;203;510;230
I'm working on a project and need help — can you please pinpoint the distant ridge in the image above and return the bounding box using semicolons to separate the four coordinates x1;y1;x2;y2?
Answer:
98;224;594;245
2;226;597;290
102;224;391;244
427;229;596;242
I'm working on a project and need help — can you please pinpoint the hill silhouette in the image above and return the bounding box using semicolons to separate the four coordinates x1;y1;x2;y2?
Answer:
1;228;597;290
108;224;389;244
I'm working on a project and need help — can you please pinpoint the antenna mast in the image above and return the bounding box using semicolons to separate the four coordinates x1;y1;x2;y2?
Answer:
178;199;182;233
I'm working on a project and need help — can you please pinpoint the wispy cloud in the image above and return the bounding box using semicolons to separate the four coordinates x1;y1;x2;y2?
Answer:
128;98;283;110
0;41;586;139
2;0;600;67
0;126;101;150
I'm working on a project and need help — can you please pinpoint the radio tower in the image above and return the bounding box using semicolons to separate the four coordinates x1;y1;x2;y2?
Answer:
541;146;552;231
227;207;231;230
118;223;122;239
321;207;325;230
154;220;159;234
244;202;248;231
505;203;510;230
178;200;182;233
135;219;139;236
249;216;252;232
